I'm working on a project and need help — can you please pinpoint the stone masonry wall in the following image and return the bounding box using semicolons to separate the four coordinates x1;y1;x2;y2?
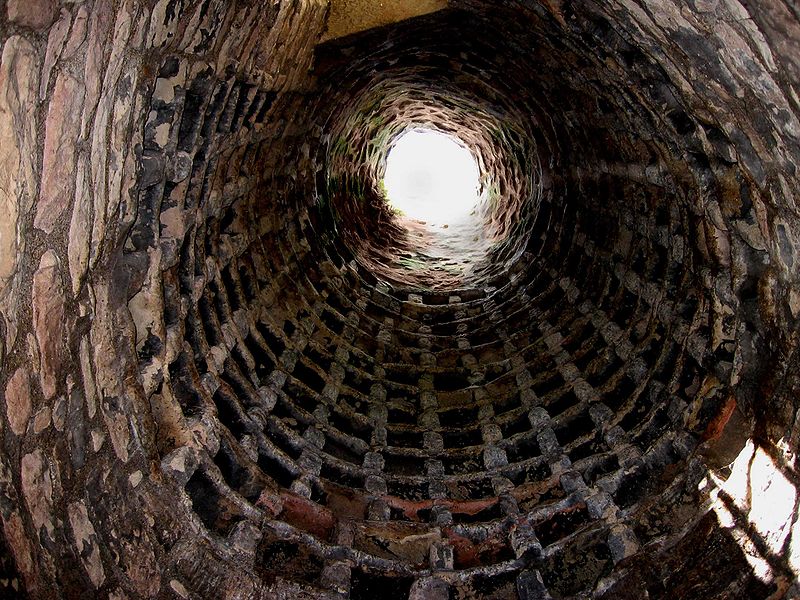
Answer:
1;1;800;599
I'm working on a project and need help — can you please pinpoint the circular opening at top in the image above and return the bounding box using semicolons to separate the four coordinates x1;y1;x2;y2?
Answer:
383;129;481;226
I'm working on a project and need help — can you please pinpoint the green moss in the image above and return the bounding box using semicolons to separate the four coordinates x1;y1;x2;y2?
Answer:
397;256;426;270
486;182;501;212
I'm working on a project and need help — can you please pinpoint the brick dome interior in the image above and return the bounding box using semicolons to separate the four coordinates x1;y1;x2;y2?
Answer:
1;1;800;598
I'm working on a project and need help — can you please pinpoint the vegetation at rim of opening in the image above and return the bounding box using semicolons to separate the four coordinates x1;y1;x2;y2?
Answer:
396;255;426;270
378;178;405;217
485;182;500;213
331;135;358;160
320;176;397;228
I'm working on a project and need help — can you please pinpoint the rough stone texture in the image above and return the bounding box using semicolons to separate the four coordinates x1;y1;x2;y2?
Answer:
409;576;449;600
324;0;447;40
1;511;36;596
6;0;57;30
0;35;39;347
0;1;800;598
32;251;65;400
5;367;31;436
20;451;55;543
67;501;105;588
67;156;92;294
35;72;85;234
0;36;38;280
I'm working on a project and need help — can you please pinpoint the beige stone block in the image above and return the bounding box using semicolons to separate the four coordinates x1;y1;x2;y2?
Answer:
35;73;85;234
39;9;71;100
6;0;57;30
32;251;65;399
2;512;36;592
68;156;91;295
5;367;31;436
20;450;55;541
62;5;89;59
67;501;105;588
80;2;114;138
0;37;39;292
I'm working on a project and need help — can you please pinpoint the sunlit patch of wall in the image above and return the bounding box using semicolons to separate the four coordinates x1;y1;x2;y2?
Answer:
702;439;800;595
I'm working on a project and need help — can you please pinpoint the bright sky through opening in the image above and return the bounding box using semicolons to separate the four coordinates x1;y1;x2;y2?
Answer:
383;130;480;225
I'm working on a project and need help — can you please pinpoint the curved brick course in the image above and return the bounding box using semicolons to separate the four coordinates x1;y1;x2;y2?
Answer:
1;1;799;598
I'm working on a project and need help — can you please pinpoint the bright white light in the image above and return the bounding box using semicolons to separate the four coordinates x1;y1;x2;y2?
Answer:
725;441;796;554
706;438;800;583
383;129;480;225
